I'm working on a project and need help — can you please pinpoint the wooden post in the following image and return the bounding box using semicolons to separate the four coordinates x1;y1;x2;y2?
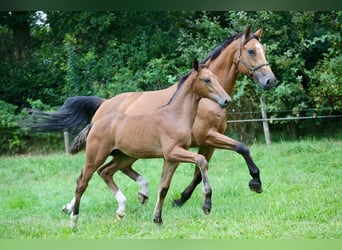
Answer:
260;97;271;145
63;130;70;153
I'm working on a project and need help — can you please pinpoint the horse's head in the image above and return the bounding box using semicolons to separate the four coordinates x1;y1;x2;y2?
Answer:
193;59;231;108
236;25;277;90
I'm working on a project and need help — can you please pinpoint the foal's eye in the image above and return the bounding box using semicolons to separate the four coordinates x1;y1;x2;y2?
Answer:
204;78;210;84
247;49;256;56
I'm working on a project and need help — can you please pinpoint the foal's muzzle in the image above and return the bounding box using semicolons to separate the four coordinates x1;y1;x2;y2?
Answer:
219;97;231;109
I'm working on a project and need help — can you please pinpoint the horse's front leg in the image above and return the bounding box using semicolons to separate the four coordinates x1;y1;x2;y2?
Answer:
166;147;212;215
172;146;214;207
153;161;179;225
204;130;262;193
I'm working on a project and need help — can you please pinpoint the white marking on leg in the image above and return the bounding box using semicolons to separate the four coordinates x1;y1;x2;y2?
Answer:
115;190;127;218
70;212;78;228
63;197;76;214
136;175;149;197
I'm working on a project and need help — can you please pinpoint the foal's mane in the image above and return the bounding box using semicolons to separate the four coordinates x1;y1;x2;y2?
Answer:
159;70;193;108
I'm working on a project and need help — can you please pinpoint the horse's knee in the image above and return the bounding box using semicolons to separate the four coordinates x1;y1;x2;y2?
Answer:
235;142;250;155
196;155;208;169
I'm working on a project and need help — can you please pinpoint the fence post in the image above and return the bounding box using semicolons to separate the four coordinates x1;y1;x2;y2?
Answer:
260;97;271;145
63;130;70;153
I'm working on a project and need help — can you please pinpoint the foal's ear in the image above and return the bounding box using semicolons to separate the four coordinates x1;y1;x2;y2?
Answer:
204;59;211;68
244;25;252;41
254;28;263;40
193;58;199;71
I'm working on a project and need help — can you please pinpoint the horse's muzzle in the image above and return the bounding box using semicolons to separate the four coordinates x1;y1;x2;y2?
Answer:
262;76;277;90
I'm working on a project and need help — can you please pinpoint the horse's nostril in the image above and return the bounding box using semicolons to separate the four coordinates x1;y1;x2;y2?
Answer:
265;77;276;87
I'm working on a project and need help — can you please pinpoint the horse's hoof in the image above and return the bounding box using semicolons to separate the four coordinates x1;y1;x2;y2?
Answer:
62;206;71;215
202;206;211;215
116;212;125;220
172;198;184;207
138;192;149;205
153;217;163;225
249;179;262;193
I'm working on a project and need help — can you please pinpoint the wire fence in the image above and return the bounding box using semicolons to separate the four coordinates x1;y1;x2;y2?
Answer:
226;114;342;123
226;97;342;145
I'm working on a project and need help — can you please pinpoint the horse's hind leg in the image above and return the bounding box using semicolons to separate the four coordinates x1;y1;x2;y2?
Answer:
172;146;214;207
121;166;149;204
97;155;137;219
68;161;102;227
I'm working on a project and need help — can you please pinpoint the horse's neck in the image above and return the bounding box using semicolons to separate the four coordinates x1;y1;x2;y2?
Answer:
164;76;200;126
209;42;239;97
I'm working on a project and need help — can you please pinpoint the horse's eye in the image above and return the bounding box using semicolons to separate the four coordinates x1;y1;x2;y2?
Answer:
248;49;256;56
204;78;210;84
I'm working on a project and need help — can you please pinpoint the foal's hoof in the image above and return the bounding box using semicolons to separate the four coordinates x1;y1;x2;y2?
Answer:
249;179;262;193
202;206;211;215
138;192;149;205
62;205;72;215
116;212;125;220
153;217;163;225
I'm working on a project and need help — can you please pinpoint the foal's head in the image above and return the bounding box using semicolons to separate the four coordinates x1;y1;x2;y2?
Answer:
193;59;231;108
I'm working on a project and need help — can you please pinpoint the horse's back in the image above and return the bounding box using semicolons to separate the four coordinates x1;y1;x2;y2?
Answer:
93;85;177;122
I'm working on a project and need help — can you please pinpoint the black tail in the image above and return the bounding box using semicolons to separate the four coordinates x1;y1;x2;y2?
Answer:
68;123;93;154
24;96;105;133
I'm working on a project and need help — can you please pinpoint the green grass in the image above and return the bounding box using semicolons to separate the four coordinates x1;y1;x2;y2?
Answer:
0;139;341;239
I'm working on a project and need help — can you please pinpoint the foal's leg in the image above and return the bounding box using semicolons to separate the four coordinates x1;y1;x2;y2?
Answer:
63;135;110;227
97;156;137;219
68;161;104;228
121;166;149;204
166;147;212;215
153;161;179;225
172;146;214;207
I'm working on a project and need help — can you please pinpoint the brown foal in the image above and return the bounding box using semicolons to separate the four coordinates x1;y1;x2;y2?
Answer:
63;59;230;226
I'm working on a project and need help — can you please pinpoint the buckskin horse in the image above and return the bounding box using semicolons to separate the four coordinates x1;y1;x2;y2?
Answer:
62;59;230;226
27;25;276;215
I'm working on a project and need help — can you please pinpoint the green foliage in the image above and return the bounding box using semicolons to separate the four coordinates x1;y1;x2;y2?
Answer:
306;55;342;111
0;11;341;153
0;100;23;153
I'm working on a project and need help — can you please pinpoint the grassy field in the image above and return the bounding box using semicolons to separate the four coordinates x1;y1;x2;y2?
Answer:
0;139;341;239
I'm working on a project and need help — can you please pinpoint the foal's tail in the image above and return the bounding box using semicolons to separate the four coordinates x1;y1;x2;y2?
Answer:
68;123;93;154
24;96;105;133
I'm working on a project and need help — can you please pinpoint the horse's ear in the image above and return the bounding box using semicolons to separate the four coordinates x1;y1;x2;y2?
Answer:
204;59;211;68
254;28;263;40
244;25;252;41
193;58;199;71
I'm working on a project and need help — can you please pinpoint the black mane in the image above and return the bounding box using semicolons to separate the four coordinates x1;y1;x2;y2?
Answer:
160;31;259;108
200;31;260;64
201;33;243;64
160;70;192;108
